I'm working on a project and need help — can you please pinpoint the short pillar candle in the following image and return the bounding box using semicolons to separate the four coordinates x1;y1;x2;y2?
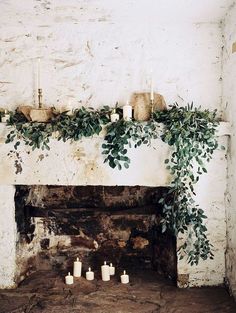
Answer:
121;270;129;284
86;267;94;281
109;263;115;276
110;109;119;122
65;272;74;285
73;257;82;277
101;261;110;281
123;102;132;121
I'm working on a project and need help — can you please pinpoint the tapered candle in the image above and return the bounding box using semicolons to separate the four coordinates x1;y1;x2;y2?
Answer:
150;77;154;101
37;58;41;89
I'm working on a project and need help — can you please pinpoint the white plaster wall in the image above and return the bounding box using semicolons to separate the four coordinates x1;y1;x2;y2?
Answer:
0;0;223;114
0;185;16;288
222;2;236;298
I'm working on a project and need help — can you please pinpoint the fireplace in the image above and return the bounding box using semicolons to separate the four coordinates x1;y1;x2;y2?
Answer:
0;124;228;288
14;185;177;284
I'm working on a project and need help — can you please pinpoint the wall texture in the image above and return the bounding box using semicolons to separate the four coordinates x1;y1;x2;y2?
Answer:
222;2;236;298
0;1;223;113
0;185;16;288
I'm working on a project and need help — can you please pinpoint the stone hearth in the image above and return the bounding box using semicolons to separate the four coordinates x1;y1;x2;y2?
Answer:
15;185;177;285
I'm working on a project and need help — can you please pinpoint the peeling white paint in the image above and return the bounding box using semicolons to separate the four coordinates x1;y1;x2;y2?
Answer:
0;185;16;288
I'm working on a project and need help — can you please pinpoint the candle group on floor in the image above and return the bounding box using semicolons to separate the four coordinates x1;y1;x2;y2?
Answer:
65;258;129;285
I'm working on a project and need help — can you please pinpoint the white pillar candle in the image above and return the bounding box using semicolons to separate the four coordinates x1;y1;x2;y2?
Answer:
109;263;115;276
101;261;110;281
65;272;74;285
86;267;94;281
110;109;119;122
121;270;129;284
73;257;82;277
1;110;10;123
123;102;132;121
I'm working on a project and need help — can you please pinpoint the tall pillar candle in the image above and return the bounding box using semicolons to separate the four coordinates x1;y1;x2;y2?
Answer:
65;272;74;285
101;261;110;281
73;257;82;277
120;270;129;284
123;101;132;121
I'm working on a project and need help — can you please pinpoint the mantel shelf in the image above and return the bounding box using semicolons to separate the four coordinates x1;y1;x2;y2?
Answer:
0;122;230;187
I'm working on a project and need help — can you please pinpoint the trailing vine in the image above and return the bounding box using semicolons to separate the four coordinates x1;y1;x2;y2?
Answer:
102;119;160;169
153;103;220;265
4;103;221;265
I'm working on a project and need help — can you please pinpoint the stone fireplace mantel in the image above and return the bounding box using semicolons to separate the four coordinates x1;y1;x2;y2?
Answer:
0;122;230;289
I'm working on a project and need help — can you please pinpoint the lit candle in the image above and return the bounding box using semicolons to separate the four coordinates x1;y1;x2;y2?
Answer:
73;257;82;277
1;109;10;123
110;109;119;122
123;101;132;121
109;263;115;276
120;270;129;284
65;272;74;285
101;261;110;281
86;267;94;281
37;58;41;89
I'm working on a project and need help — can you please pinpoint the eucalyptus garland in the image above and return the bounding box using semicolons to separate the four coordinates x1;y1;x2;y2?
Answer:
153;103;219;265
102;119;160;169
5;103;221;265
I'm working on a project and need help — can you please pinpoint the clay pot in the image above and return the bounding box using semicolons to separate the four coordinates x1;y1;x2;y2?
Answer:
29;108;53;122
130;92;167;121
17;106;33;121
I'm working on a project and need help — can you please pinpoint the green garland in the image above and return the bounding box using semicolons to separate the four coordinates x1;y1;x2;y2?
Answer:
5;103;221;265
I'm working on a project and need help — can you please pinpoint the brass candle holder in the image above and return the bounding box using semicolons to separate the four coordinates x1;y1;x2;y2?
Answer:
38;88;43;109
150;98;154;118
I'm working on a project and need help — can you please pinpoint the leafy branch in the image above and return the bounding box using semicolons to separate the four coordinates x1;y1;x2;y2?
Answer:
102;119;160;169
154;103;219;265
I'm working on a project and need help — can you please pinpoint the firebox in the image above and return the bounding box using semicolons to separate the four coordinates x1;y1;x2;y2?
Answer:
14;185;176;284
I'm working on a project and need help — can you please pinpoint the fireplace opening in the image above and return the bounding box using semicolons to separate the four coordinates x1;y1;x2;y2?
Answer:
15;185;177;284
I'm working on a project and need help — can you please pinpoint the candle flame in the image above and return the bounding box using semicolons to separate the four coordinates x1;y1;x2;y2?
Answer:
124;270;126;275
76;257;79;261
89;267;91;271
110;263;112;267
68;272;70;276
104;261;106;265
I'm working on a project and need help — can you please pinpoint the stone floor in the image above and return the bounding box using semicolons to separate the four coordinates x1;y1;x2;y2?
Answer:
0;270;236;313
